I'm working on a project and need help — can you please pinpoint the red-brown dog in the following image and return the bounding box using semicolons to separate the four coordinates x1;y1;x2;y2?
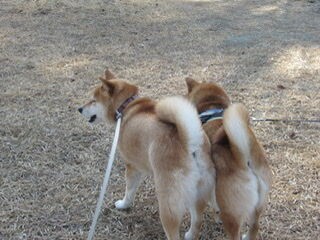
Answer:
79;70;216;240
185;78;272;240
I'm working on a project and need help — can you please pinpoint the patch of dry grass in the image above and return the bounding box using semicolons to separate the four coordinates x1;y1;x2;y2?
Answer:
1;0;319;239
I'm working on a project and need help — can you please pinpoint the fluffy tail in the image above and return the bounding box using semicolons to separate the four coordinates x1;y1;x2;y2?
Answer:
223;103;253;169
156;96;203;153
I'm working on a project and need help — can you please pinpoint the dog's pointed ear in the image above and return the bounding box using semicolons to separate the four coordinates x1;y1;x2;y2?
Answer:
104;69;115;80
106;81;116;95
99;69;115;83
99;77;116;95
99;69;116;94
185;77;199;93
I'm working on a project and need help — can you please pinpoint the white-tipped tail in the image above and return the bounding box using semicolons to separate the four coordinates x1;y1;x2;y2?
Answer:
223;103;251;167
156;96;203;153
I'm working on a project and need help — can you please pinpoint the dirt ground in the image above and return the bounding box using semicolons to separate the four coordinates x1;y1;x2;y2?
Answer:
1;0;319;239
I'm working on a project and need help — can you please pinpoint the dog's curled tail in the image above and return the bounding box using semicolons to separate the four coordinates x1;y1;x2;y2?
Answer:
156;96;203;153
223;103;253;169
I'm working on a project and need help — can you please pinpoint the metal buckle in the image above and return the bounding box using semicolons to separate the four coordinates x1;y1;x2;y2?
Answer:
115;110;122;120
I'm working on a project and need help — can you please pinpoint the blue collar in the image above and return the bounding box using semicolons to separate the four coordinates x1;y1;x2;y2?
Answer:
199;108;224;124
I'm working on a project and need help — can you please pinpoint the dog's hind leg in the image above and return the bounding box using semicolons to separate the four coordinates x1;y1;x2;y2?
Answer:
158;199;183;240
115;164;143;210
154;180;184;240
220;212;241;240
184;198;206;240
242;208;262;240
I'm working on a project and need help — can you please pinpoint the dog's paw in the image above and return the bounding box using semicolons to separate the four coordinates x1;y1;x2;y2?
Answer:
213;211;222;224
241;234;249;240
115;199;131;210
184;229;193;240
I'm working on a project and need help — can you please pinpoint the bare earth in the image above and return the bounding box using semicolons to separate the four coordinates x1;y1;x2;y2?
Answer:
1;0;319;239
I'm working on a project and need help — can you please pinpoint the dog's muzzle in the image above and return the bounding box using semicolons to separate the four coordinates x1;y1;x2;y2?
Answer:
89;115;97;123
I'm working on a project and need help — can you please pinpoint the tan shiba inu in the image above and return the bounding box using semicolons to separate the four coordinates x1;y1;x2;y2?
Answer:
185;78;272;240
79;69;216;240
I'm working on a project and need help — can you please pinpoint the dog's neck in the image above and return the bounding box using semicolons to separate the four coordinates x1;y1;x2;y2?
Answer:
115;95;139;120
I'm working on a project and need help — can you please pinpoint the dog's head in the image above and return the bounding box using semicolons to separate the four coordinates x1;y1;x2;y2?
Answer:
78;69;138;123
185;77;231;112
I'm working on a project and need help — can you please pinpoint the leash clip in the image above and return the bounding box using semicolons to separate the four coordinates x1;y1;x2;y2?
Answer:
115;110;122;120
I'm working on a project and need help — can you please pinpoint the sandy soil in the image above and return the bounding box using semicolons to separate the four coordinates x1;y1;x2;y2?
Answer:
1;0;319;239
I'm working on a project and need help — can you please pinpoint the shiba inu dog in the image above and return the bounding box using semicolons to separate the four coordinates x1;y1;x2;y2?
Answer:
78;69;215;240
185;78;272;240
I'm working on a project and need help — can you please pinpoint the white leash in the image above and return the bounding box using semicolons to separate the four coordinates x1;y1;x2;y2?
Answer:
87;117;122;240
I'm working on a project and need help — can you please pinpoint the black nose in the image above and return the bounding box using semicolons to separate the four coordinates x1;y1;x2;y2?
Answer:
89;115;97;123
78;107;83;113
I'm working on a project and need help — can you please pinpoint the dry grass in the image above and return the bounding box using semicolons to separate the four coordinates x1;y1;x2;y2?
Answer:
1;0;319;239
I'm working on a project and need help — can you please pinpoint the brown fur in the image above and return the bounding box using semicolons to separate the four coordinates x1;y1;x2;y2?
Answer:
185;78;272;240
80;70;215;240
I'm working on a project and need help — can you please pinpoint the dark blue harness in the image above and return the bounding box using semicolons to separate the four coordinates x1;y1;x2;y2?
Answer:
199;108;224;124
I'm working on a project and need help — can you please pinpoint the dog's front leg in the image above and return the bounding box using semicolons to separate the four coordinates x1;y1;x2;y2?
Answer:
115;164;143;210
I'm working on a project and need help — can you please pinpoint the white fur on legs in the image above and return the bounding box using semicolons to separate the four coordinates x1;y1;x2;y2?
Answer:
184;231;192;240
184;229;194;240
242;234;249;240
211;198;221;224
115;169;143;210
213;211;222;224
115;183;140;209
184;207;200;240
115;198;132;210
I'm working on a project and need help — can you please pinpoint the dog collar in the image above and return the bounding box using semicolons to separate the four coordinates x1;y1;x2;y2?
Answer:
115;95;139;120
199;108;224;124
